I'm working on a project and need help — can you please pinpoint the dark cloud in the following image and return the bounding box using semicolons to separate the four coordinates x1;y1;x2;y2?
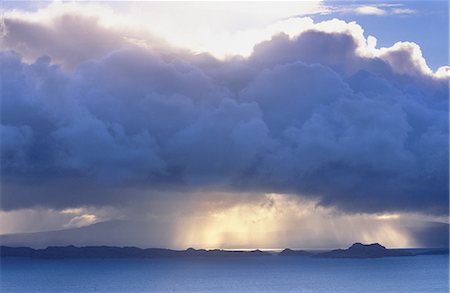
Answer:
0;12;448;217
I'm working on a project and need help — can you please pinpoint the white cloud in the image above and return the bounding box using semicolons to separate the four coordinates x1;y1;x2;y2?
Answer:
334;4;416;17
392;8;416;15
0;206;123;234
354;6;386;16
1;1;328;61
377;41;434;76
1;2;442;78
435;66;450;78
63;214;97;228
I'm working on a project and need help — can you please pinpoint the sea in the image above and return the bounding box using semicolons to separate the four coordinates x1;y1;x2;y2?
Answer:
1;254;448;293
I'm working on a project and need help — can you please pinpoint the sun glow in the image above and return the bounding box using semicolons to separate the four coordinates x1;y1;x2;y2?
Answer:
178;194;291;249
123;1;326;57
174;193;417;250
3;1;325;59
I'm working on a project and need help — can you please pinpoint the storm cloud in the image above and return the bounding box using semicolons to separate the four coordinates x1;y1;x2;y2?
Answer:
1;6;448;217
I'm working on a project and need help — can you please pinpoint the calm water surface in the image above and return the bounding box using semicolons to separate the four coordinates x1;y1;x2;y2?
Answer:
1;255;448;293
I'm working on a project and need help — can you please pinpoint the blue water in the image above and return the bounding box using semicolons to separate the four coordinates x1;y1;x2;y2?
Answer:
1;255;448;293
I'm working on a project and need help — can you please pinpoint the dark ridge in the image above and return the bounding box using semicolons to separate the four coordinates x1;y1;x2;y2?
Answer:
2;243;445;259
279;248;312;256
0;246;271;259
316;243;413;258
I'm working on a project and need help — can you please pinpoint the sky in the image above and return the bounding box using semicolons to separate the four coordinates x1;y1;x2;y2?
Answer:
0;1;449;249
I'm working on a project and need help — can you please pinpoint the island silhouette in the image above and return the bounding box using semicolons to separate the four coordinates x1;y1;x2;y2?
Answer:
1;243;447;259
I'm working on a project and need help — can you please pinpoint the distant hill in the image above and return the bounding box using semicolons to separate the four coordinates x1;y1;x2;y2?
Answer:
279;248;312;256
316;243;413;258
0;220;174;248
